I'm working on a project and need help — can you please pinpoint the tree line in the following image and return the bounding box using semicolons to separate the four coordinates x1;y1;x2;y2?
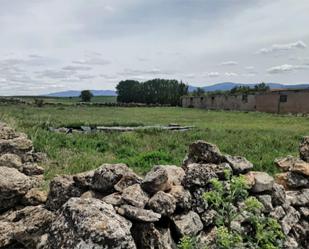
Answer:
116;79;188;106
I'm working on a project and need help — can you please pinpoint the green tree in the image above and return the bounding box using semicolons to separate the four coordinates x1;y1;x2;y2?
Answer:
80;90;93;102
254;82;270;92
193;87;205;97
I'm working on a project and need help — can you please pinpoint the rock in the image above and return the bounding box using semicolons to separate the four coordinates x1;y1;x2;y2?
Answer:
141;166;169;194
300;136;309;162
286;172;309;188
21;163;44;176
0;124;17;140
275;173;289;189
257;195;273;213
46;175;83;211
246;171;274;193
114;173;142;192
92;163;134;193
117;205;161;223
45;197;136;249
275;156;301;171
299;207;309;218
0;153;22;169
291;220;309;248
196;228;217;249
80;190;98;199
183;163;231;188
122;184;149;208
269;206;286;220
0;137;33;155
286;189;309;206
32;152;48;163
292;161;309;176
22;188;47;205
0;205;55;248
0;167;34;212
280;206;300;235
272;183;286;206
168;185;192;211
163;165;185;186
191;187;208;213
224;155;253;173
283;236;299;249
183;140;226;166
172;211;203;236
102;192;124;206
132;223;177;249
148;191;176;216
73;170;95;189
200;209;217;227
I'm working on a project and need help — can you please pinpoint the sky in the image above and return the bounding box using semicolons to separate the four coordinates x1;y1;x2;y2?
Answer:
1;0;309;95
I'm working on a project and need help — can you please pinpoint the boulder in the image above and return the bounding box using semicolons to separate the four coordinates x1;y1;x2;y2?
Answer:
257;195;273;213
0;124;17;140
0;205;55;248
200;209;217;227
286;172;309;188
0;137;33;155
292;161;309;176
92;163;134;193
0;153;22;169
300;136;309;162
168;185;192;211
132;223;177;249
272;183;286;206
122;184;149;208
172;211;203;236
269;206;286;220
22;188;47;206
46;175;83;211
45;198;136;249
283;237;299;249
0;167;34;212
117;205;161;223
183;140;226;166
114;173;143;192
148;191;176;216
73;170;95;189
286;189;309;206
299;207;309;218
21;163;45;176
183;163;231;188
224;155;253;174
245;171;274;193
291;221;309;249
280;206;300;235
275;156;301;171
102;192;124;206
275;173;289;189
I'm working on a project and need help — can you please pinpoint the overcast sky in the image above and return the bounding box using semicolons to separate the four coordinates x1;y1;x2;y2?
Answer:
1;0;309;95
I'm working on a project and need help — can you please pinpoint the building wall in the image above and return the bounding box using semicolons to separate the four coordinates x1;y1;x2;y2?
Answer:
182;90;309;114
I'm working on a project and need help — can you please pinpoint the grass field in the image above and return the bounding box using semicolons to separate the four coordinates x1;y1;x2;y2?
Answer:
1;104;309;181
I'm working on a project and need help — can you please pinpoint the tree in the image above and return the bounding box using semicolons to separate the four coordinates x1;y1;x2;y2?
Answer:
192;87;205;97
80;90;93;102
254;82;270;92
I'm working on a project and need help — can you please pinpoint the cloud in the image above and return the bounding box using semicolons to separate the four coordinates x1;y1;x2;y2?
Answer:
206;72;220;77
245;66;255;70
220;61;238;66
267;64;309;74
224;72;238;77
62;65;92;71
256;41;307;54
35;69;74;79
72;58;110;65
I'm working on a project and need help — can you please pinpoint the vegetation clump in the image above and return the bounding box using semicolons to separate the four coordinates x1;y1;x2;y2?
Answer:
80;90;93;102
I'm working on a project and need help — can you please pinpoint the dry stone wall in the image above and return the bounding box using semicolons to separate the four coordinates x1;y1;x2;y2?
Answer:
0;122;308;249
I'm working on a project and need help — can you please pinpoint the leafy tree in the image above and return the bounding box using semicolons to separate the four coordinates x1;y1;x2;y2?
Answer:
80;90;93;102
193;87;205;97
254;82;270;92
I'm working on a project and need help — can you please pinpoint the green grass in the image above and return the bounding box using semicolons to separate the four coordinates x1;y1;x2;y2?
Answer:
1;105;308;181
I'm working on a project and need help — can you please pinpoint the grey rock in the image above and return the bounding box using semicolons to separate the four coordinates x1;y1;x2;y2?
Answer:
45;198;136;249
275;156;301;171
191;187;208;213
0;137;33;156
0;153;22;169
148;191;176;216
22;188;47;206
248;171;274;193
114;173;142;192
21;163;44;176
117;204;161;223
0;205;55;248
299;207;309;218
291;221;309;248
92;163;134;193
224;155;253;174
283;237;299;249
73;170;95;189
122;184;149;208
272;183;286;206
183;163;231;188
280;206;300;235
0;167;34;212
257;195;273;213
269;206;286;220
300;136;309;162
286;172;309;188
172;211;203;236
200;209;217;227
132;223;177;249
286;189;309;206
0;124;17;140
46;175;83;211
183;140;226;166
168;185;192;211
102;192;124;206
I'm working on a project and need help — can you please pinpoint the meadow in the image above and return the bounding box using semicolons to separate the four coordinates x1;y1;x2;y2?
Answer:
1;102;309;181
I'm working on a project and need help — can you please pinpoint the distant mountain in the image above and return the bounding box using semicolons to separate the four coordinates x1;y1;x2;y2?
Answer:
189;82;309;92
44;90;117;97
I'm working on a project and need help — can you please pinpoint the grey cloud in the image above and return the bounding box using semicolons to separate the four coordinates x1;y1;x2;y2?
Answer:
267;64;309;74
62;65;92;71
257;41;307;54
220;61;238;66
35;69;74;79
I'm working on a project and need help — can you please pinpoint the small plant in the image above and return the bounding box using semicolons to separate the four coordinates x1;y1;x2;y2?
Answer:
178;236;199;249
34;98;44;107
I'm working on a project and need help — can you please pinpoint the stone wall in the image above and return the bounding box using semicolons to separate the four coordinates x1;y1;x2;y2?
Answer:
0;123;308;249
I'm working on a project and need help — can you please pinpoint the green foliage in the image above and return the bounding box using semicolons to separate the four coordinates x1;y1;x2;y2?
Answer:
192;87;205;97
80;90;93;102
34;98;44;107
216;226;243;249
116;79;188;106
178;236;199;249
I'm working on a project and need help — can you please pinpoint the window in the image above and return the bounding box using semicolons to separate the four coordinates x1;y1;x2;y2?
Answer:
242;94;248;103
280;95;287;103
200;97;204;101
